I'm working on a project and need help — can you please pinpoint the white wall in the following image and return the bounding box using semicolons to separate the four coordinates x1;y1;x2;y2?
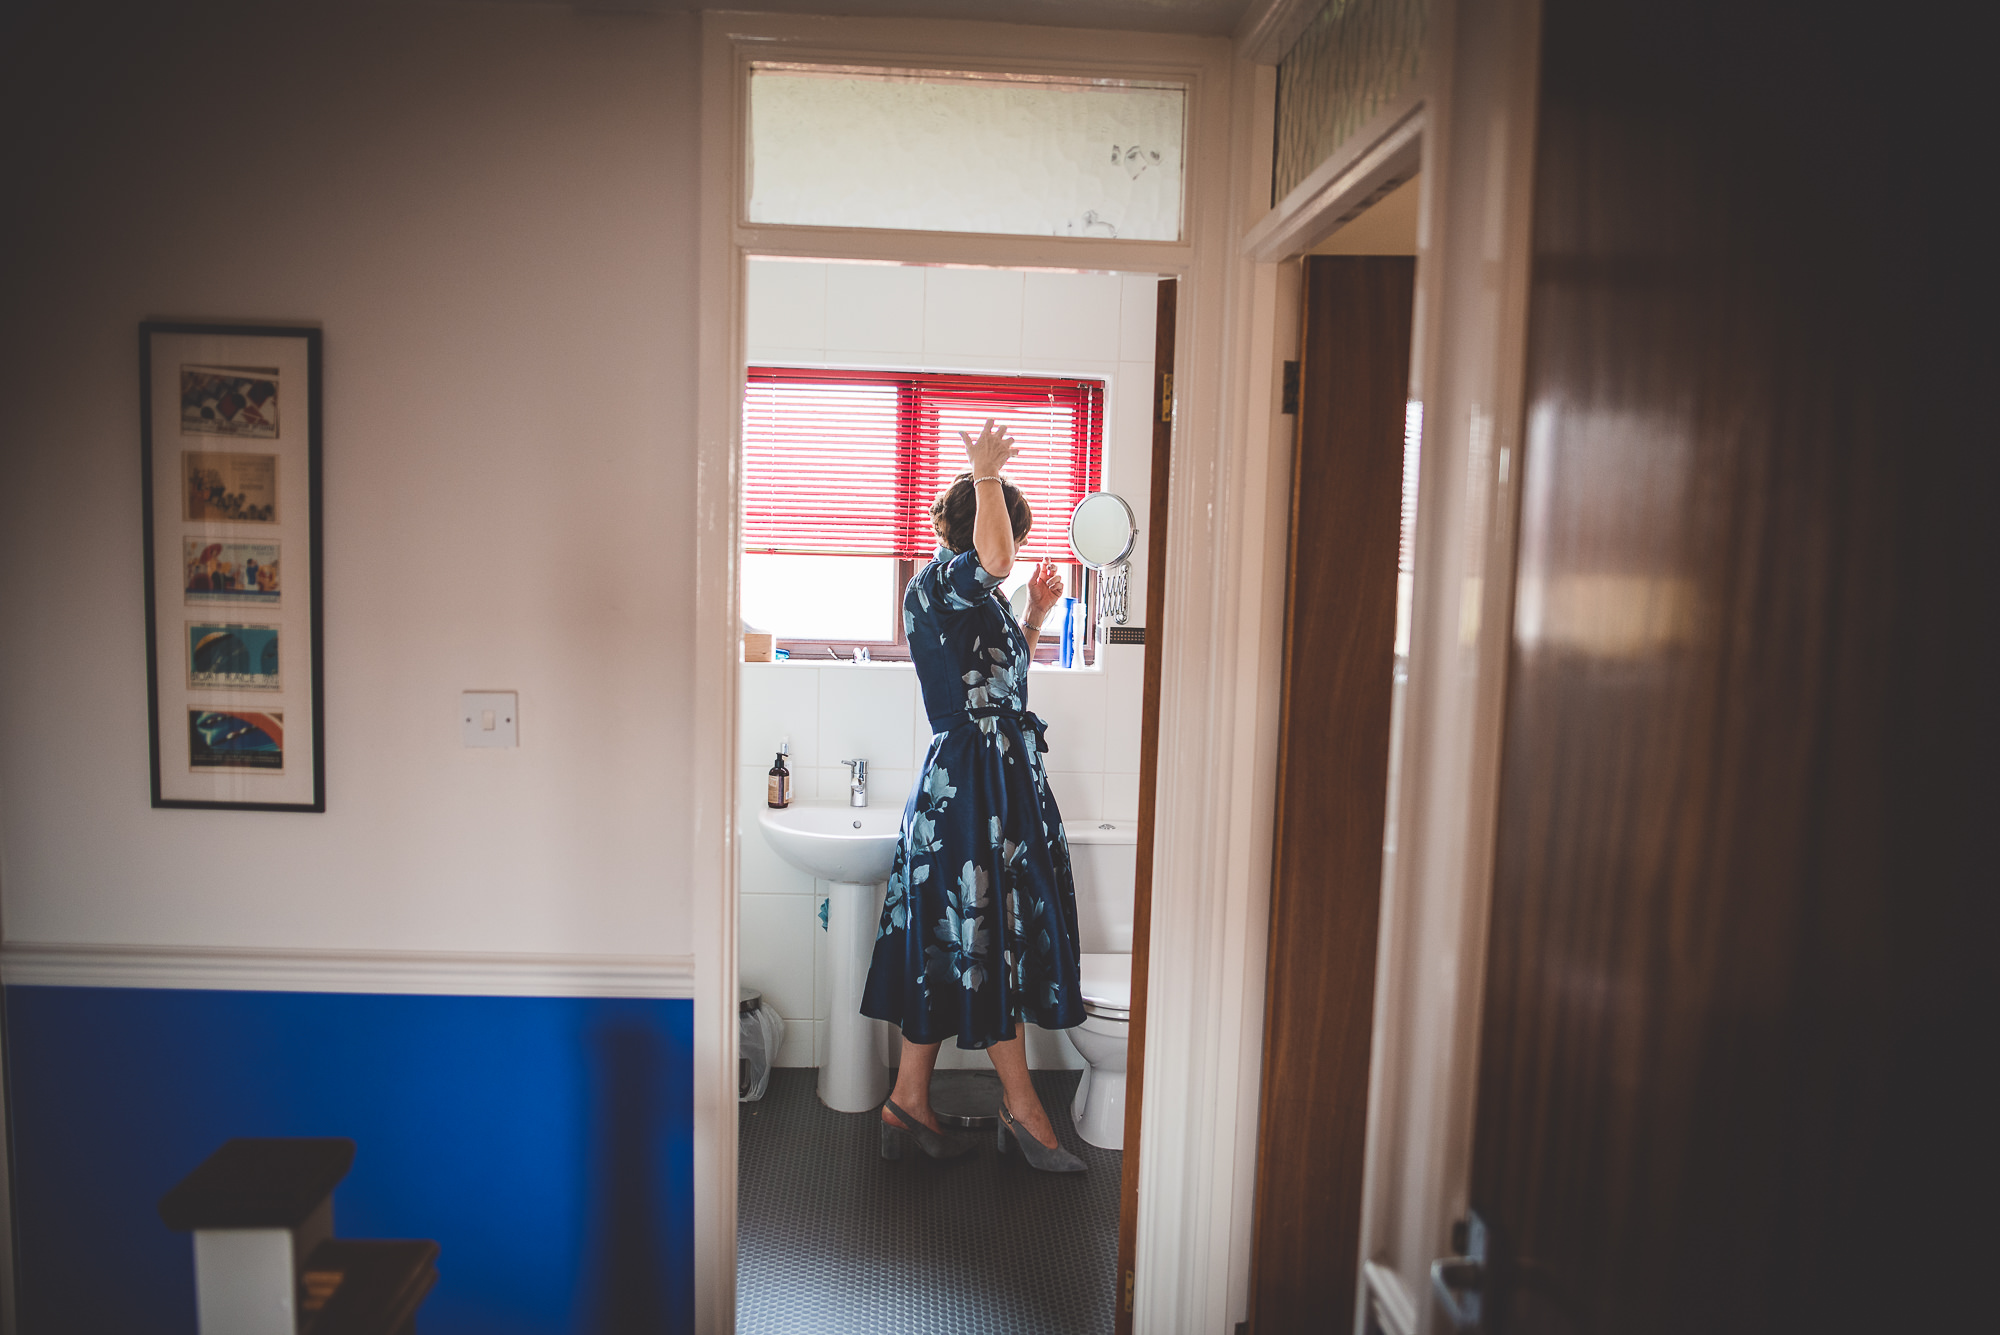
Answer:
739;260;1156;1065
0;1;701;958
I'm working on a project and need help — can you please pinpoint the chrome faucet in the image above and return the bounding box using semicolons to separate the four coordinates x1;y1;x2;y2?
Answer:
842;758;868;807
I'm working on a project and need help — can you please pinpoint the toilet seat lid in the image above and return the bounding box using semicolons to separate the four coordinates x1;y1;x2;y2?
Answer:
1079;952;1131;1019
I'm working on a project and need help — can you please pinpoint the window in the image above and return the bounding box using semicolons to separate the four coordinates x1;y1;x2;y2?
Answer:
748;64;1187;241
741;367;1104;661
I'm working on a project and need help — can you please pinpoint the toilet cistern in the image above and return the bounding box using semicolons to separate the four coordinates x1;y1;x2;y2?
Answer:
842;758;868;806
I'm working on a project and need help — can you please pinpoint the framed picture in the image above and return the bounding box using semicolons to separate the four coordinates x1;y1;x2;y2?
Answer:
141;322;323;810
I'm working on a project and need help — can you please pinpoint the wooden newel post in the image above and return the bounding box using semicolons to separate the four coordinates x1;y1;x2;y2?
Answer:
159;1139;356;1334
159;1138;439;1334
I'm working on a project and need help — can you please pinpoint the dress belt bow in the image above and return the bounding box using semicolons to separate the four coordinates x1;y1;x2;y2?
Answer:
929;706;1050;753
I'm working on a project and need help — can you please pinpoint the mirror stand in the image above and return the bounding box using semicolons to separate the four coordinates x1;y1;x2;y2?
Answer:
1068;491;1140;635
1101;562;1130;626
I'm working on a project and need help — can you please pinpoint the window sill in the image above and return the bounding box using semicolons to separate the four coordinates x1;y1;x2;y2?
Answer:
740;657;1106;674
742;656;913;670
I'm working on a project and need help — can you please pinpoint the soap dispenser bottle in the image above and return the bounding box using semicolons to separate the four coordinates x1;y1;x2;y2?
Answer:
767;747;792;809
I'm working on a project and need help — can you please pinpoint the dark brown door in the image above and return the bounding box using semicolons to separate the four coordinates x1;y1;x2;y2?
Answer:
1458;3;1986;1332
1115;276;1175;1335
1248;256;1415;1332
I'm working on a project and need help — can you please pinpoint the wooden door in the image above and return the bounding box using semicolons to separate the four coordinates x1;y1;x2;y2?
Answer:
1115;276;1175;1335
1248;256;1415;1332
1458;2;1986;1331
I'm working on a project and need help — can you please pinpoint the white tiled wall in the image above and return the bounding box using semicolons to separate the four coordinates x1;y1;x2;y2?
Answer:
740;260;1157;1069
739;656;1143;1069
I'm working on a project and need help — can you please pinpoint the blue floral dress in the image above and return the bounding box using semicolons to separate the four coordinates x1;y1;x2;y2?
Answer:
860;548;1085;1049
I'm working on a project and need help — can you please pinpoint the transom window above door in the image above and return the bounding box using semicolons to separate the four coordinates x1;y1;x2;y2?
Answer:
740;366;1104;659
747;63;1187;241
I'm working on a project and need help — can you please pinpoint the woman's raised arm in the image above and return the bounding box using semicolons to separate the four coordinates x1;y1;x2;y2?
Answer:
961;419;1019;577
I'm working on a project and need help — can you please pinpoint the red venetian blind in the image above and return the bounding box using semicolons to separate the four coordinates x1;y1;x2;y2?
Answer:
743;367;1104;562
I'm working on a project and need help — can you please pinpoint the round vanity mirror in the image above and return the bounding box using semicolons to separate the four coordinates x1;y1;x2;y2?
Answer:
1009;583;1034;622
1069;492;1138;569
1009;582;1062;631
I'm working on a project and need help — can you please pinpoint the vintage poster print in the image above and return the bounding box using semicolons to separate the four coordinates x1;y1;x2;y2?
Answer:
181;365;279;438
186;622;280;691
183;451;278;523
187;708;284;771
184;540;280;605
145;322;321;808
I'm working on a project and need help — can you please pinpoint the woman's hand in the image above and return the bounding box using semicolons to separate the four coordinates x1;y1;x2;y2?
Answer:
960;419;1018;478
1024;560;1065;627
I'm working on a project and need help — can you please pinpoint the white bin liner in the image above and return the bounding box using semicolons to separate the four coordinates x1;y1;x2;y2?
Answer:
739;1001;786;1101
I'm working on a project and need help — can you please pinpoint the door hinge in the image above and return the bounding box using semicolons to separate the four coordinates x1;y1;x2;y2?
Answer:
1124;1267;1135;1313
1159;372;1174;424
1281;360;1300;415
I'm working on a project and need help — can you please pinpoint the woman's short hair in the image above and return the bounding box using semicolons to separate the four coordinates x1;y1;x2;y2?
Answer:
931;473;1033;552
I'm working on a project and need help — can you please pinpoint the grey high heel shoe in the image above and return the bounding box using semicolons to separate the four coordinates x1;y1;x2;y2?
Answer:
879;1098;977;1160
995;1102;1086;1173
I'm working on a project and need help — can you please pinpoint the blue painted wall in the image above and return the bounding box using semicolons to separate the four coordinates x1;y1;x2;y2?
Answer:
3;987;694;1334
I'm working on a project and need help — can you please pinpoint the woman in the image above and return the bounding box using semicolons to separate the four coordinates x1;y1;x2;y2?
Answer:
859;419;1088;1173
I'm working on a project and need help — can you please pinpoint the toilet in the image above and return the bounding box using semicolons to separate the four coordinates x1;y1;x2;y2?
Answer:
1064;819;1137;1150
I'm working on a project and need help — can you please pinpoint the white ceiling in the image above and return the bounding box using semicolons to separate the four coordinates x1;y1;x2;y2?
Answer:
574;0;1258;37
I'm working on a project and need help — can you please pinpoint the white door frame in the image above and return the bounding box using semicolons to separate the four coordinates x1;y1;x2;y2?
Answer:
1220;1;1545;1331
693;14;1251;1333
1347;3;1543;1330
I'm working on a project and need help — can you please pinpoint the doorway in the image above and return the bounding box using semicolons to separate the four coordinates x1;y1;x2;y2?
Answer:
1233;121;1426;1325
731;257;1175;1334
1247;253;1415;1333
691;17;1246;1332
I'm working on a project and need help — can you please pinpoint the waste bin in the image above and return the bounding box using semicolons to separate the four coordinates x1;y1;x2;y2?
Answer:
739;985;786;1101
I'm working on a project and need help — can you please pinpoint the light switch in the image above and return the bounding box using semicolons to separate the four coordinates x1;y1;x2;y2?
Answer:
462;691;518;748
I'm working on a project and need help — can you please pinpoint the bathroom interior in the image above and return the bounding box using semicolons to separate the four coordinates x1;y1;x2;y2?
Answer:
734;255;1160;1332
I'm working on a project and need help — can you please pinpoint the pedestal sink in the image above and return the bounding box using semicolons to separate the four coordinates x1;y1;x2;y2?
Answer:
756;801;901;1113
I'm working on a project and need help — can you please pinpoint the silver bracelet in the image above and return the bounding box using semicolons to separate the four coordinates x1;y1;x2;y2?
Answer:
972;475;1003;485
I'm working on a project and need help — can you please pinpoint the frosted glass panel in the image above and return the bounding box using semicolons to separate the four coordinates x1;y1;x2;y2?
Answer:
1274;0;1429;202
749;64;1185;241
